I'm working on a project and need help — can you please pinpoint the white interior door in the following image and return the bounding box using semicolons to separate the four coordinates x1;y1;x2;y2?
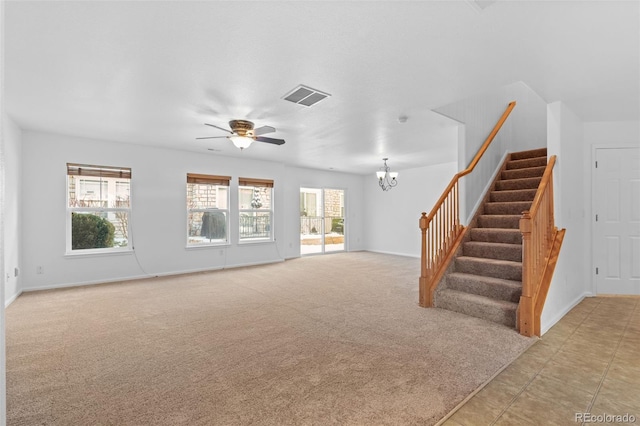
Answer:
594;147;640;295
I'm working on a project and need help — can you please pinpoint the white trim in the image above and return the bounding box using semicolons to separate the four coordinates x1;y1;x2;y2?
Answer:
66;171;133;253
298;186;348;256
65;248;134;258
22;258;286;293
366;249;420;259
186;180;230;247
237;239;275;246
464;150;510;225
590;144;640;296
4;291;22;308
185;243;231;250
540;292;590;335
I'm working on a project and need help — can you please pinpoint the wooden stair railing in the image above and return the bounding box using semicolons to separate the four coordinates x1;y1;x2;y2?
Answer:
419;101;516;308
519;155;565;337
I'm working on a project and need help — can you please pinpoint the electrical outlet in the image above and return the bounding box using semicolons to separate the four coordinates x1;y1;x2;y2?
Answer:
36;266;44;274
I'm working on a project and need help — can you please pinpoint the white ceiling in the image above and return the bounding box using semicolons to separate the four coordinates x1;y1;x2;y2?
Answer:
4;1;639;174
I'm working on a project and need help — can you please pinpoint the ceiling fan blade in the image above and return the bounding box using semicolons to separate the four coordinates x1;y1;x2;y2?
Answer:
256;136;286;145
204;123;233;134
253;125;276;136
196;136;229;140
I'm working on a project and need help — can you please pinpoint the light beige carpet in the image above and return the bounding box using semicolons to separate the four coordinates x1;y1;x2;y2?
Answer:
6;252;533;425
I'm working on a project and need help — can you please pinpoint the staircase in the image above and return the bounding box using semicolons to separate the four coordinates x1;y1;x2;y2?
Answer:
434;148;548;328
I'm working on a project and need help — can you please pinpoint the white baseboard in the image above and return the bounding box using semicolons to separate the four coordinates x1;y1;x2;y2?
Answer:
5;290;23;307
540;291;589;335
21;258;285;293
365;249;420;259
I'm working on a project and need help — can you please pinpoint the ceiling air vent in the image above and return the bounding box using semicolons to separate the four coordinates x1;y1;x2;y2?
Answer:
282;85;331;107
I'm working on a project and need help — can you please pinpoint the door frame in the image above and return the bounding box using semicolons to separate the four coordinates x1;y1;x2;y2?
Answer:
299;186;347;256
590;144;640;295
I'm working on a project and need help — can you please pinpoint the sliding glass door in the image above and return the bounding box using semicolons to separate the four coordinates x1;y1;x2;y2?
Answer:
300;188;345;255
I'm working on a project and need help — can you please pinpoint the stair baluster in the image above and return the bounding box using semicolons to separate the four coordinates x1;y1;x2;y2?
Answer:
419;102;516;308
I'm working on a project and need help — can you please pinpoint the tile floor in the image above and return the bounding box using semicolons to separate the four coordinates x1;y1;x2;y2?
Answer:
440;297;640;426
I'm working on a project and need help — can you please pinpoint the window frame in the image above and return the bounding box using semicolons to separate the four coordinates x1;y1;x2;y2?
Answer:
186;173;231;247
238;177;274;243
66;163;132;255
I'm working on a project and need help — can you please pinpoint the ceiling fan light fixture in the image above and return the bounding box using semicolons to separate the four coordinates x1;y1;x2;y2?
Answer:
230;135;253;150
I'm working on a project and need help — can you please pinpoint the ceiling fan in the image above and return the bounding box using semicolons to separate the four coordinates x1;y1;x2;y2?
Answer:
197;119;285;150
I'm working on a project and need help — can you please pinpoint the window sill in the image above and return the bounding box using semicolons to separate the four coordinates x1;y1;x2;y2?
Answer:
65;248;134;258
238;239;275;246
185;243;231;250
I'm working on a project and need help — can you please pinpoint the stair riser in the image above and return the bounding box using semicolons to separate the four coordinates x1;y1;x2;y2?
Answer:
495;178;541;191
501;166;546;180
436;292;516;328
484;202;532;215
506;157;547;170
463;243;522;262
456;258;522;281
478;215;521;229
448;275;522;303
490;189;538;202
435;147;546;330
470;229;522;244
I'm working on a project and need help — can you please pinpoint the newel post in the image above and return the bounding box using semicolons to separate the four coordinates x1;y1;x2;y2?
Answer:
519;211;534;337
419;212;430;307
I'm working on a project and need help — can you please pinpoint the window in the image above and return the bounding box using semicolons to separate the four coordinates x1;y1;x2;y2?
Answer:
238;177;273;242
67;163;131;253
187;173;230;246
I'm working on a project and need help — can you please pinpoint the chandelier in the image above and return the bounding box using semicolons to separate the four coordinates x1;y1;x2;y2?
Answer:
376;158;398;191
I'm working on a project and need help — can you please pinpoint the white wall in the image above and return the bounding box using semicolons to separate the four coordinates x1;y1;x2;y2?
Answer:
541;101;587;333
583;121;640;295
20;131;366;291
3;115;21;306
364;161;457;258
0;0;8;414
435;81;548;222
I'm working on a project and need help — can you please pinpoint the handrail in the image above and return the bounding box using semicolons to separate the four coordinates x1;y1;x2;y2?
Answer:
519;155;561;337
528;155;556;218
423;101;516;223
419;101;516;307
459;101;516;178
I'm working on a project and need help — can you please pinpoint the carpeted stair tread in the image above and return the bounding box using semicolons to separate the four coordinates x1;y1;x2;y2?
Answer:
436;289;518;328
484;201;532;215
495;177;542;191
506;156;547;170
435;146;546;329
501;166;546;180
490;189;538;202
456;256;522;281
463;241;522;262
447;272;522;303
510;148;547;160
470;228;522;244
478;214;521;229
